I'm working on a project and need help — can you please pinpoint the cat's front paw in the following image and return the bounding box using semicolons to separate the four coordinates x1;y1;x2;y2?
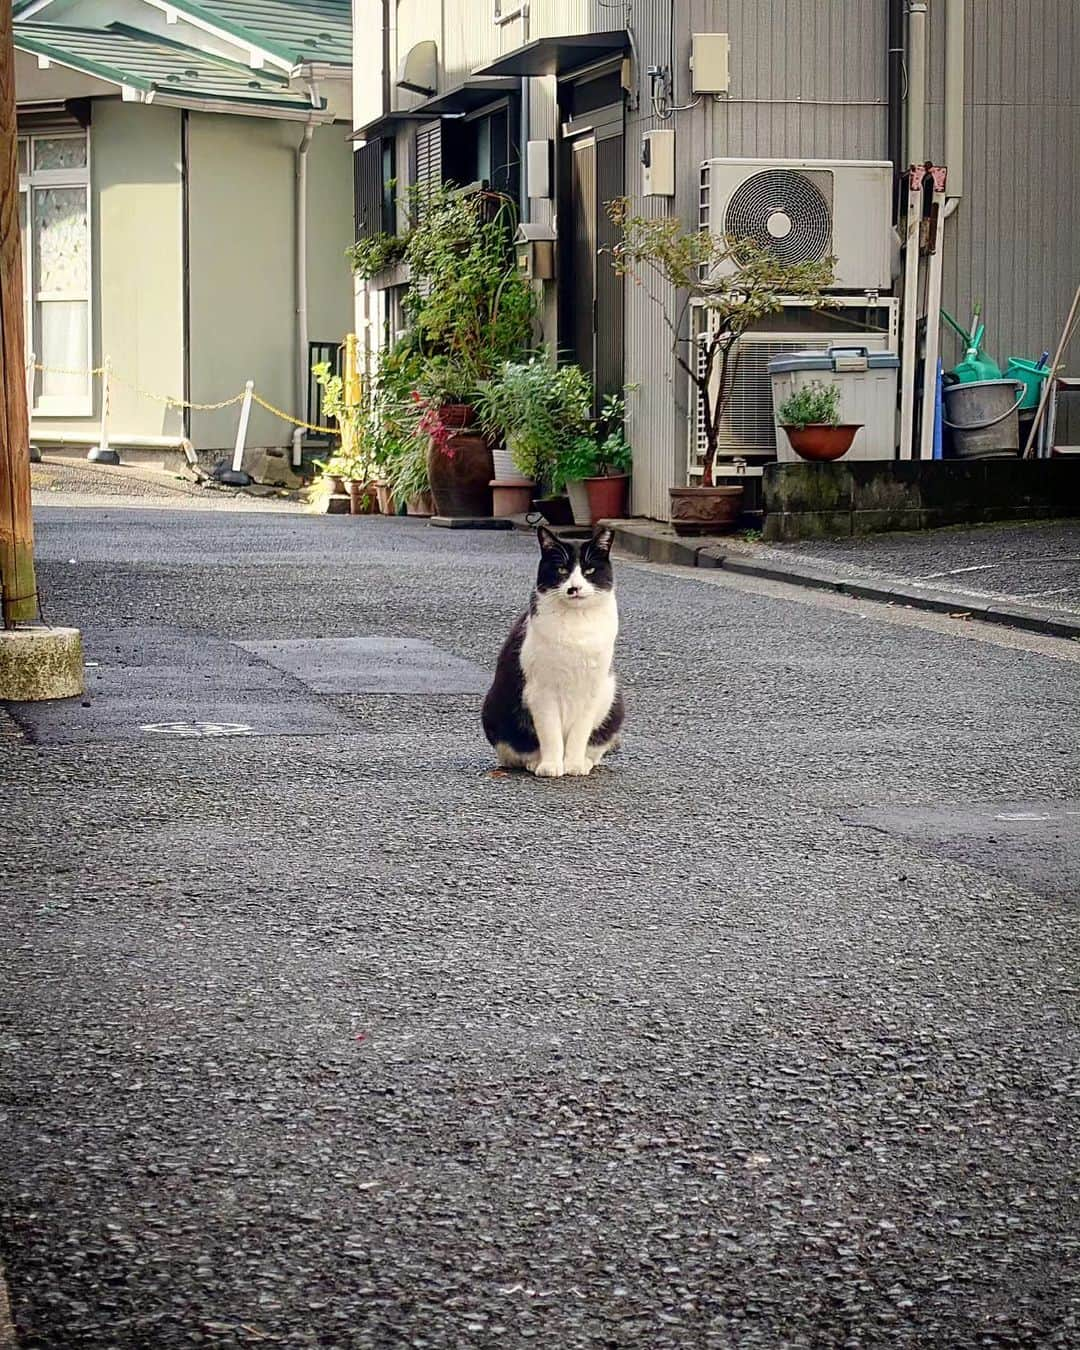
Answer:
534;760;564;778
563;758;593;777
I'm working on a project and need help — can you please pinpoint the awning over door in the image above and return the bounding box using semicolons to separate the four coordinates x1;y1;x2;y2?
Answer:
472;31;629;80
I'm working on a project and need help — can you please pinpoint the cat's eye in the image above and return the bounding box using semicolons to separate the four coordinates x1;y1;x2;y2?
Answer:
556;566;569;575
584;567;596;576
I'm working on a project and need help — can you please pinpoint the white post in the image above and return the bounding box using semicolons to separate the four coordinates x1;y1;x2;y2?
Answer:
87;357;120;464
898;178;922;460
218;380;255;486
25;351;41;463
918;171;948;463
233;380;254;473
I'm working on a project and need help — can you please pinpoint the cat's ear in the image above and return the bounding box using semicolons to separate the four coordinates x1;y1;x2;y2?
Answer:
537;526;562;554
589;526;614;556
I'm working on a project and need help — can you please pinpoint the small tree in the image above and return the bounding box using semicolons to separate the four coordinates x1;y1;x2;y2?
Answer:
608;199;834;487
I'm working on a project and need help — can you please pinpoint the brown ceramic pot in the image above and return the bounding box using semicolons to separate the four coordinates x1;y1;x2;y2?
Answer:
491;480;534;516
374;482;396;514
583;474;629;524
669;484;744;536
406;490;435;517
782;423;861;462
427;432;494;517
348;480;379;514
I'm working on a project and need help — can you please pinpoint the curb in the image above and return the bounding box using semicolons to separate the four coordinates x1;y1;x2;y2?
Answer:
609;525;1080;643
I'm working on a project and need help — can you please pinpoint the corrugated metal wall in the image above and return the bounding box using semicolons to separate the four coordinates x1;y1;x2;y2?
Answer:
926;1;1080;389
621;0;889;518
366;1;1080;516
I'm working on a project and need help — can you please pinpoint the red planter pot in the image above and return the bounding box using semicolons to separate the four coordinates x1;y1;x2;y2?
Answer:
583;473;629;524
782;423;861;462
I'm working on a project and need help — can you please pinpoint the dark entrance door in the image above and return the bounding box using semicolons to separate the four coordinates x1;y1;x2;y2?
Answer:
558;96;624;408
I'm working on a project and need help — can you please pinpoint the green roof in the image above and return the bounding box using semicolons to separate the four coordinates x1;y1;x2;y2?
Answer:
13;0;351;69
14;21;326;112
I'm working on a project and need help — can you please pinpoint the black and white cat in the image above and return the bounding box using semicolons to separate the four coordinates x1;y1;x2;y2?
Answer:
482;526;624;777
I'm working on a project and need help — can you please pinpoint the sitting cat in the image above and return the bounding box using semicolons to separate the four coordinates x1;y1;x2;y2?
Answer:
482;526;624;777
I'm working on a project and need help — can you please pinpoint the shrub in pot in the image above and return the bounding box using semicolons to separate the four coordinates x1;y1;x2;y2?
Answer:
476;356;593;502
608;198;834;534
776;381;861;461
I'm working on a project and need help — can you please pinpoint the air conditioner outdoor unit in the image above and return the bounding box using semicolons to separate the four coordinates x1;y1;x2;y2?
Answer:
700;157;894;291
688;303;893;470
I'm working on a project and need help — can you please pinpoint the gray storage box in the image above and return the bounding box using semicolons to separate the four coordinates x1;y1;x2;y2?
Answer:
768;344;899;461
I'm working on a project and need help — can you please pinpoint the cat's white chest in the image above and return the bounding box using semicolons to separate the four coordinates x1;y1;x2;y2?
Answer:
520;596;617;710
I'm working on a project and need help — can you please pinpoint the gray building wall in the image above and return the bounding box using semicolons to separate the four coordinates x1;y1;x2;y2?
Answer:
363;0;1079;518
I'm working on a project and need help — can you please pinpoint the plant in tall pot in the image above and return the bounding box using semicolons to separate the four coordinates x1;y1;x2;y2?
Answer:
608;199;834;535
402;186;536;517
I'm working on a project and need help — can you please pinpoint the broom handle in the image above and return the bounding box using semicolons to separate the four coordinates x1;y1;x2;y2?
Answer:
1022;282;1080;459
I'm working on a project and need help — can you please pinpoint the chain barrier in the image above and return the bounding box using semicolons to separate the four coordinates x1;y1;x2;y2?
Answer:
29;361;335;432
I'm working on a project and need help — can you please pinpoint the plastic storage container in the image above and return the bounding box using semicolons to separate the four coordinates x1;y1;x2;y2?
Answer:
768;345;900;461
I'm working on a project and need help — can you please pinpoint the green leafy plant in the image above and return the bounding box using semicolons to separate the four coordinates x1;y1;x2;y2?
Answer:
403;185;537;401
476;357;593;485
595;391;633;476
607;198;834;487
555;433;600;485
348;231;408;281
776;380;842;429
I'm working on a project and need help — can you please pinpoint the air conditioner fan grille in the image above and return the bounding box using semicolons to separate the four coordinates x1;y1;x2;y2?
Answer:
724;169;832;265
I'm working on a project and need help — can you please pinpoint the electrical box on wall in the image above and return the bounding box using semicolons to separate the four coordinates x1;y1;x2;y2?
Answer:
514;223;556;281
526;139;552;200
642;129;675;197
691;33;730;93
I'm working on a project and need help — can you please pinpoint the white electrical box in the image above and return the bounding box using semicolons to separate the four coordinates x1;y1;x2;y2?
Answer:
526;139;551;200
691;33;730;93
642;129;675;197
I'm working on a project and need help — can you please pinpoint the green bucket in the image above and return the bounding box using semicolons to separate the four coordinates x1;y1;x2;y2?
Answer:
1005;357;1050;411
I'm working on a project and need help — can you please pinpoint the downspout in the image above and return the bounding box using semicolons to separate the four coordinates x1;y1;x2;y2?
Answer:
906;1;928;169
180;108;191;443
942;0;964;218
293;104;317;468
886;0;904;220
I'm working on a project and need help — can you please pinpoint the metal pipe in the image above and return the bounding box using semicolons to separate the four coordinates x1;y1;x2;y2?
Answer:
294;116;316;468
887;0;904;217
494;3;529;28
907;1;928;167
944;0;965;200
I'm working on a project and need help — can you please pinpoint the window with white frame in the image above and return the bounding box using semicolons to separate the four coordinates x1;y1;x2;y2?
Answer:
17;130;92;416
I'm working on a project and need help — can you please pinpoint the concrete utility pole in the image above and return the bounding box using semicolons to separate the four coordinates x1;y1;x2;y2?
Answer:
0;3;82;699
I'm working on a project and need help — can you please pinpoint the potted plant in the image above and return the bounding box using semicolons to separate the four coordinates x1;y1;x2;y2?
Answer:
776;381;861;461
477;356;593;519
400;186;537;516
608;199;834;534
556;433;599;526
582;392;632;523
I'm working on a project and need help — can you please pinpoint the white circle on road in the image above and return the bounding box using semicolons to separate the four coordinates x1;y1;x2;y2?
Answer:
141;721;253;738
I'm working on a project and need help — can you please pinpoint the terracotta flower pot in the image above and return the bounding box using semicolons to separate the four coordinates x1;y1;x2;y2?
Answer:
406;490;435;517
348;480;379;514
782;423;861;462
491;480;534;516
375;481;395;514
327;474;347;496
583;473;629;525
426;432;494;517
669;484;743;536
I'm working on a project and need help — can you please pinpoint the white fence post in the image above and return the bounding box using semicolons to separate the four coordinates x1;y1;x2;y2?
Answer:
87;357;120;464
26;352;41;463
219;380;254;486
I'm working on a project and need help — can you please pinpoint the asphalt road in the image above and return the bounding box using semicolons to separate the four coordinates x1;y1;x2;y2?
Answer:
2;505;1079;1350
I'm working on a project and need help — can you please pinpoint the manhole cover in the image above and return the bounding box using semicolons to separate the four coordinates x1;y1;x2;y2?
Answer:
140;721;253;737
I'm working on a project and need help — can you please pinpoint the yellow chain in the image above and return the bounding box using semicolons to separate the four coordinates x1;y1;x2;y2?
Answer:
31;361;336;430
251;392;338;436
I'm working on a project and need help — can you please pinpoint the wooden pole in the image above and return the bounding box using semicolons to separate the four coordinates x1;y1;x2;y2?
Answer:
1022;281;1080;460
0;1;37;627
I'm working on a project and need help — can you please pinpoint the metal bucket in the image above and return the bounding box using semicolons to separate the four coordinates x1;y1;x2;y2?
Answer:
941;379;1025;459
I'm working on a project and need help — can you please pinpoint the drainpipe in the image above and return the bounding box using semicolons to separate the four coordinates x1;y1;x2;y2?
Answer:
494;3;529;27
906;1;928;169
942;0;964;218
886;0;904;220
293;108;317;468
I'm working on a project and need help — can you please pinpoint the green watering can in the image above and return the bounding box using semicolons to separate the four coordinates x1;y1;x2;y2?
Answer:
942;307;1002;383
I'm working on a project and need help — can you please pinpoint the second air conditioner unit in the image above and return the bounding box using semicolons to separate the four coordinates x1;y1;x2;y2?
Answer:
700;157;894;292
